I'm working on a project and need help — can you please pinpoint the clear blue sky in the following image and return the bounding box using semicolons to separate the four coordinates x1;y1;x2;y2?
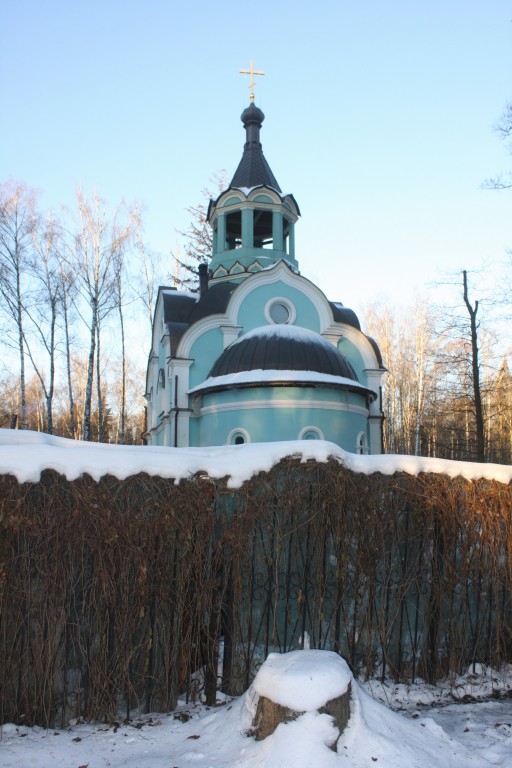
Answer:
2;0;511;317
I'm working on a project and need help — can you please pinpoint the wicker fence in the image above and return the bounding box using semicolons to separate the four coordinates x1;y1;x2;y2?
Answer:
0;461;511;727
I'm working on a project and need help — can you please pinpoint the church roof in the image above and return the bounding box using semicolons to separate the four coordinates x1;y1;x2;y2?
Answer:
208;324;359;380
329;303;384;366
188;282;238;323
162;283;238;354
329;302;361;331
189;368;373;397
230;103;282;192
365;335;385;368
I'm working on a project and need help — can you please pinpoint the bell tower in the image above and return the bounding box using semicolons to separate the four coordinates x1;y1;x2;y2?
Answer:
207;101;300;284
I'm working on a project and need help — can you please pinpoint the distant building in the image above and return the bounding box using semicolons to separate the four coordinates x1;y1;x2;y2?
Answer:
145;101;385;452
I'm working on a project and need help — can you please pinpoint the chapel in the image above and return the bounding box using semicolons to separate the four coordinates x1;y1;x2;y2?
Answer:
144;92;386;453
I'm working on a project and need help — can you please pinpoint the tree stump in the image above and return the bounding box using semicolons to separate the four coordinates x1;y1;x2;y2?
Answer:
253;683;351;746
250;649;352;752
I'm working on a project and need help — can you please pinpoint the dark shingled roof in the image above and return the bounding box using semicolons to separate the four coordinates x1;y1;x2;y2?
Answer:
208;324;359;381
230;103;282;192
365;335;385;368
162;291;195;324
329;302;361;331
188;282;238;324
329;303;384;367
162;283;238;355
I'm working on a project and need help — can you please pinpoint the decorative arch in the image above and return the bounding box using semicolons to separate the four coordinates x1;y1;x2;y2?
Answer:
356;431;368;455
227;427;251;445
299;426;324;441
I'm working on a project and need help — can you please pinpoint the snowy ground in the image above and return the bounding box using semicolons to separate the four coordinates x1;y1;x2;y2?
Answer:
1;659;511;768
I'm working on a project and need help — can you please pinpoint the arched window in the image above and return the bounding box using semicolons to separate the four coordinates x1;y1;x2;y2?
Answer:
227;428;251;445
299;426;324;441
356;432;368;455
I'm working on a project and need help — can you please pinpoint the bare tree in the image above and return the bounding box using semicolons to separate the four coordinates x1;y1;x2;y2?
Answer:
483;102;512;190
0;181;38;429
364;299;444;456
489;357;512;463
115;258;127;443
66;189;135;442
428;269;499;462
462;270;485;462
23;214;62;433
132;218;166;342
58;260;78;437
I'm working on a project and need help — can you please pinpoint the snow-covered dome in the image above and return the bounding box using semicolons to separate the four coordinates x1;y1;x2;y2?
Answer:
208;324;359;381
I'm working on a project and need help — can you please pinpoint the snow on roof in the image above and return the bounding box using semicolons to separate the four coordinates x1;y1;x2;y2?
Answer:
237;324;326;342
252;650;352;711
233;186;256;195
188;368;372;394
161;288;198;300
259;258;299;273
0;429;511;487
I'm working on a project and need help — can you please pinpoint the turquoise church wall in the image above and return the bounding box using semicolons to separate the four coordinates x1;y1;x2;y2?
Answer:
194;385;369;450
184;277;328;390
188;327;225;389
338;337;367;383
235;281;321;332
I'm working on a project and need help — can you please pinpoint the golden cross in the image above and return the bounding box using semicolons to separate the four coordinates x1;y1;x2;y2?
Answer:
240;59;265;102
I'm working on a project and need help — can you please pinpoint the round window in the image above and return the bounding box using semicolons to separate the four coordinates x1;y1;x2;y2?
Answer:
269;301;290;324
264;297;296;326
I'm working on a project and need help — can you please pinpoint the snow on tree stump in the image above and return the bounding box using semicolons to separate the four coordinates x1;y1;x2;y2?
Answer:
250;650;352;750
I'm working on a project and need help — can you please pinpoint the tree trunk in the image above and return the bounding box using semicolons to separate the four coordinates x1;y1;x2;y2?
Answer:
46;304;56;434
82;300;97;442
17;311;27;430
16;261;28;430
117;277;126;444
96;319;103;442
462;270;485;462
63;296;75;438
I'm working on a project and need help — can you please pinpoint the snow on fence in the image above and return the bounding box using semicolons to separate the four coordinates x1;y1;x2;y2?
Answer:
0;441;511;727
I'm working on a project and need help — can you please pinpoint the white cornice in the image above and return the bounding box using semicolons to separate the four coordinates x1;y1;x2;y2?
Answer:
198;399;369;417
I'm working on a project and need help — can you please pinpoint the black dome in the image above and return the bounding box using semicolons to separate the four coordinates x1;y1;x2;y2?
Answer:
208;325;359;381
230;102;282;192
240;103;265;126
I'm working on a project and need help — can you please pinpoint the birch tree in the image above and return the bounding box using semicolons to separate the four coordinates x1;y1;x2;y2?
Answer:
0;181;38;429
24;214;62;433
67;189;135;442
58;259;78;437
364;299;444;456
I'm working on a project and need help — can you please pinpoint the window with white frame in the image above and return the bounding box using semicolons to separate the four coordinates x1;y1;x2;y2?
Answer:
356;432;368;454
227;428;250;445
299;426;324;440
